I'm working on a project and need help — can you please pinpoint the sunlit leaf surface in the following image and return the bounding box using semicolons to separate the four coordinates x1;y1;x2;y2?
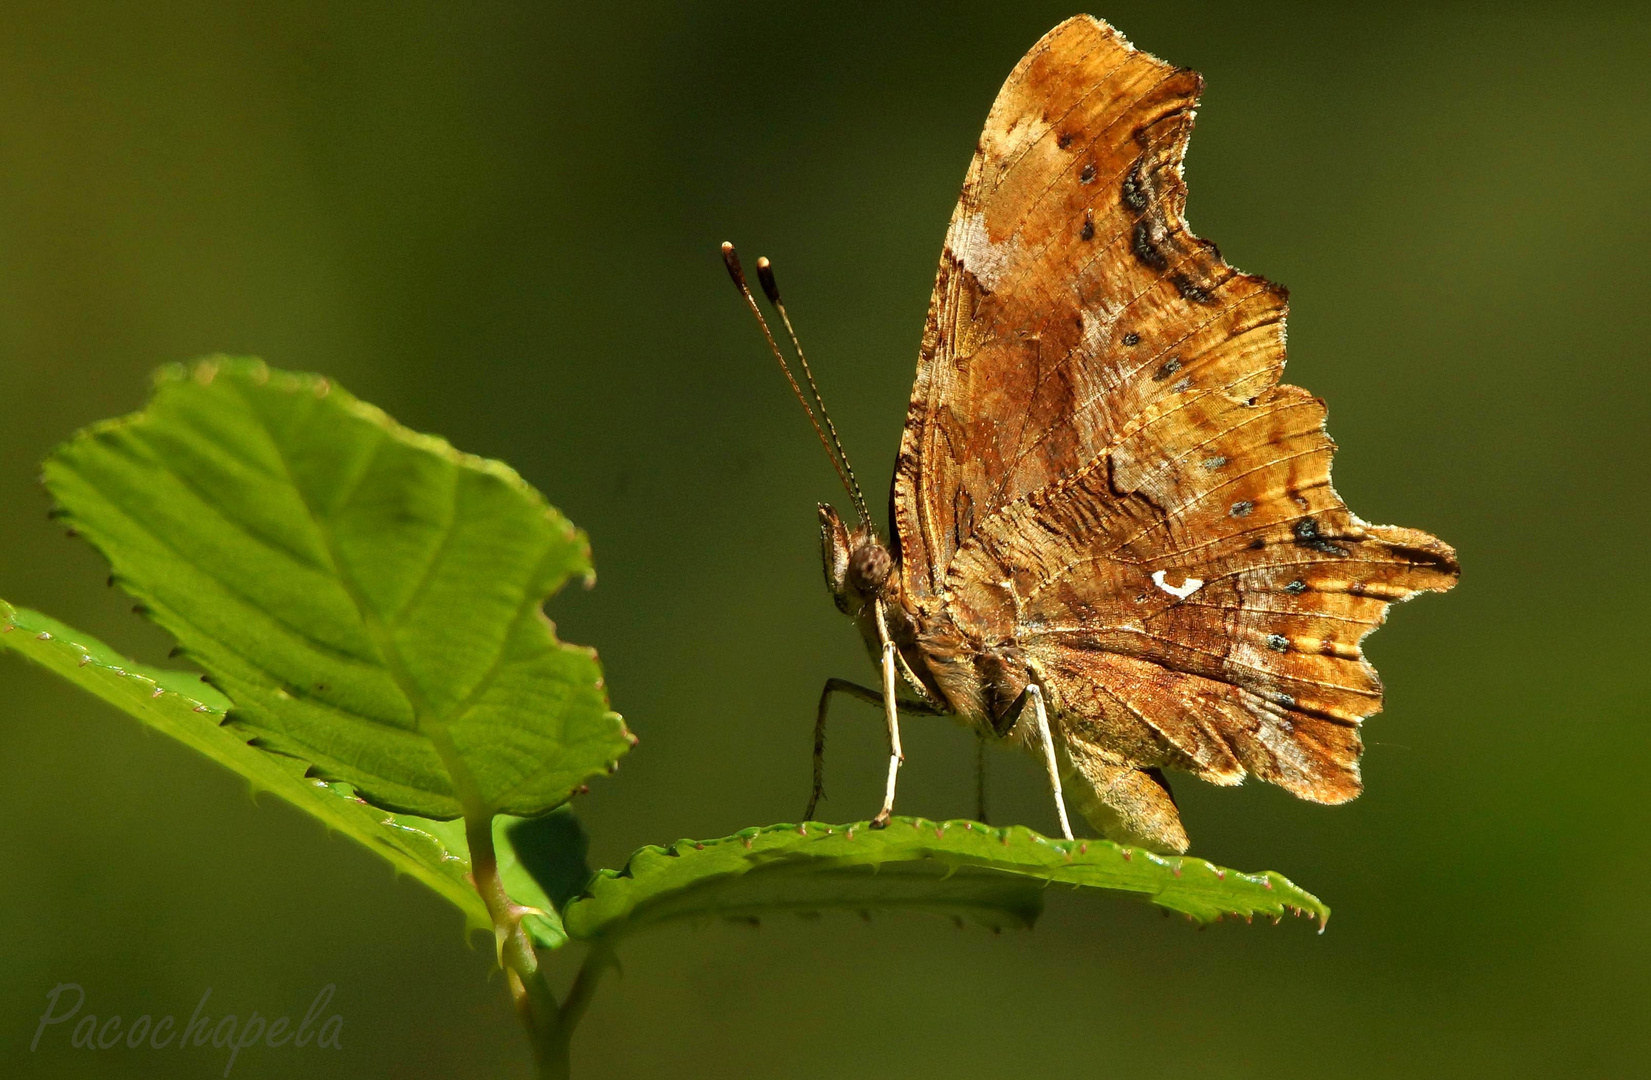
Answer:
41;358;632;819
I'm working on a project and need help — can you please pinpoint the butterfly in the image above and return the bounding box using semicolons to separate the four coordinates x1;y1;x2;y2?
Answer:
723;14;1458;852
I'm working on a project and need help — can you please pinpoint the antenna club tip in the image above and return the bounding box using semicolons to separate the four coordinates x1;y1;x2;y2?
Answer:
720;242;747;288
755;257;782;305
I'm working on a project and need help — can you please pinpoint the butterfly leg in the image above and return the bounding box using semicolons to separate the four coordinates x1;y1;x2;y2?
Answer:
807;678;879;820
1025;685;1074;841
869;638;904;829
870;599;905;829
807;678;945;821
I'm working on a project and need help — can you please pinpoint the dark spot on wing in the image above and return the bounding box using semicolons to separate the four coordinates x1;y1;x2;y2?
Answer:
1080;210;1095;241
1122;331;1140;346
1293;517;1350;557
1131;220;1169;270
954;486;975;545
1383;538;1461;573
1229;500;1254;518
1170;272;1217;304
1057;132;1076;149
1121;159;1149;213
1284;579;1307;594
1248;537;1266;550
1080;161;1096;184
1152;357;1182;381
1103;453;1127;498
1266;634;1290;653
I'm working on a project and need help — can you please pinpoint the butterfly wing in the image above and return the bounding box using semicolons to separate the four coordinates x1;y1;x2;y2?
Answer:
896;17;1458;849
945;384;1458;848
894;15;1282;601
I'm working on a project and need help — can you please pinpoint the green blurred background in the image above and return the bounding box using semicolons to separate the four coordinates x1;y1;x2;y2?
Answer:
2;2;1646;1077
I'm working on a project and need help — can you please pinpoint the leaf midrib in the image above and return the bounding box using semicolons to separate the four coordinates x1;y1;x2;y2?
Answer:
239;381;553;819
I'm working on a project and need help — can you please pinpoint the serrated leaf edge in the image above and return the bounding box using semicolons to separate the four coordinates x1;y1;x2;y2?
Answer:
566;817;1329;941
44;357;632;819
0;599;496;935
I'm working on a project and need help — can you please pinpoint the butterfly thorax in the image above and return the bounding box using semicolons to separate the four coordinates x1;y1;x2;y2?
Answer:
819;501;1034;731
817;502;952;707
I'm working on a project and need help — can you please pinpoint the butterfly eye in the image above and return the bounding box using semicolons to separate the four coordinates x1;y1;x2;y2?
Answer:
847;544;892;593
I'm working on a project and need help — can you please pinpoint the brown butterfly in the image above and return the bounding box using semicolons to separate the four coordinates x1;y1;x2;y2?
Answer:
723;14;1458;852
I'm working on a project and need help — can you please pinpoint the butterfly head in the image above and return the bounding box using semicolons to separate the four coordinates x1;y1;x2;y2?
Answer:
819;502;893;615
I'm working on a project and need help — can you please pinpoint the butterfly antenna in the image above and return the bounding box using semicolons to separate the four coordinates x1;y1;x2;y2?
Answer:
721;242;863;519
753;255;871;528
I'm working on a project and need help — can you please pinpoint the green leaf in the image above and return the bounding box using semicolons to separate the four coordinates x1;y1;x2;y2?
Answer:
41;358;632;820
0;600;484;929
563;818;1328;942
0;599;579;949
502;804;595;914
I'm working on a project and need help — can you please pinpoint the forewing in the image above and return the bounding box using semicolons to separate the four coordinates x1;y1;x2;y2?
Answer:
895;15;1456;837
894;15;1285;601
945;384;1458;803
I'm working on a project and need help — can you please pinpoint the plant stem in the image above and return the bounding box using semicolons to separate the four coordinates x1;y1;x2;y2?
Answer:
465;815;611;1077
465;816;565;1066
559;945;612;1038
536;946;612;1080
